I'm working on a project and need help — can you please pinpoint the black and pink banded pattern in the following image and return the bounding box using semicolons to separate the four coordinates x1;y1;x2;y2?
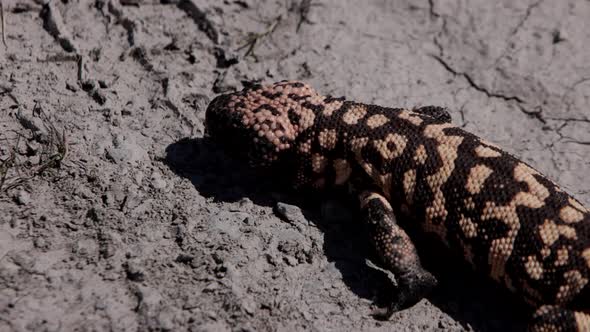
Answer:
205;80;590;332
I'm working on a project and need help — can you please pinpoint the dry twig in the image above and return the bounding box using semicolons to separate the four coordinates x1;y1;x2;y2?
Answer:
0;104;68;193
237;15;282;60
0;0;7;48
295;0;312;32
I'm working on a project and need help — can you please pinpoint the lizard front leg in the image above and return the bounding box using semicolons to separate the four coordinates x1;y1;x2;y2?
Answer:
359;191;438;319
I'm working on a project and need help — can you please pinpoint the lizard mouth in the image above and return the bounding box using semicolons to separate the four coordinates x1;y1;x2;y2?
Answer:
205;93;281;167
205;94;247;153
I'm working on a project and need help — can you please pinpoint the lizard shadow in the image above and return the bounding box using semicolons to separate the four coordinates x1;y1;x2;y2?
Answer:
164;136;528;332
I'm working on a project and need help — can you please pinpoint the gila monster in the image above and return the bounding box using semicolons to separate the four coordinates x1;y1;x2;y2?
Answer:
204;80;590;332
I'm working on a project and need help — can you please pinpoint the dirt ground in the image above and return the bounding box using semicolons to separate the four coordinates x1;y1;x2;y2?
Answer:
0;0;589;331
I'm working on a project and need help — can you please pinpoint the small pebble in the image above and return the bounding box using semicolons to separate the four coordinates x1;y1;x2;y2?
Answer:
151;172;167;190
274;202;307;225
66;81;78;92
242;299;257;315
15;190;31;205
124;260;145;282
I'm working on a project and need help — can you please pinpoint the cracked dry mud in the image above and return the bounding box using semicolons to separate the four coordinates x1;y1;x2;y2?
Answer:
1;1;589;331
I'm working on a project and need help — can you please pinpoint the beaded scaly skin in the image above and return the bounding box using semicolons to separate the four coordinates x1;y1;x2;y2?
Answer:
205;81;590;332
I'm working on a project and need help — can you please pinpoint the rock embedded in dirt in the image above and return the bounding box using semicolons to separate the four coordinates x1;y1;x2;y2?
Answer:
15;190;31;205
65;81;78;92
124;259;146;282
274;202;307;225
15;108;48;141
150;171;167;190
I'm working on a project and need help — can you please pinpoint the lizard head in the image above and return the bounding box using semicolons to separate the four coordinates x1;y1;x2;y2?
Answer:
205;80;342;167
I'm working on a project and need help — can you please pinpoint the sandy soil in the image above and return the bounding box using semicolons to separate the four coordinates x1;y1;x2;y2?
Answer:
1;0;589;331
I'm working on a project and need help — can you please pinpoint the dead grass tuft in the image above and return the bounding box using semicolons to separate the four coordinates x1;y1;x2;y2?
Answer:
0;103;67;193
